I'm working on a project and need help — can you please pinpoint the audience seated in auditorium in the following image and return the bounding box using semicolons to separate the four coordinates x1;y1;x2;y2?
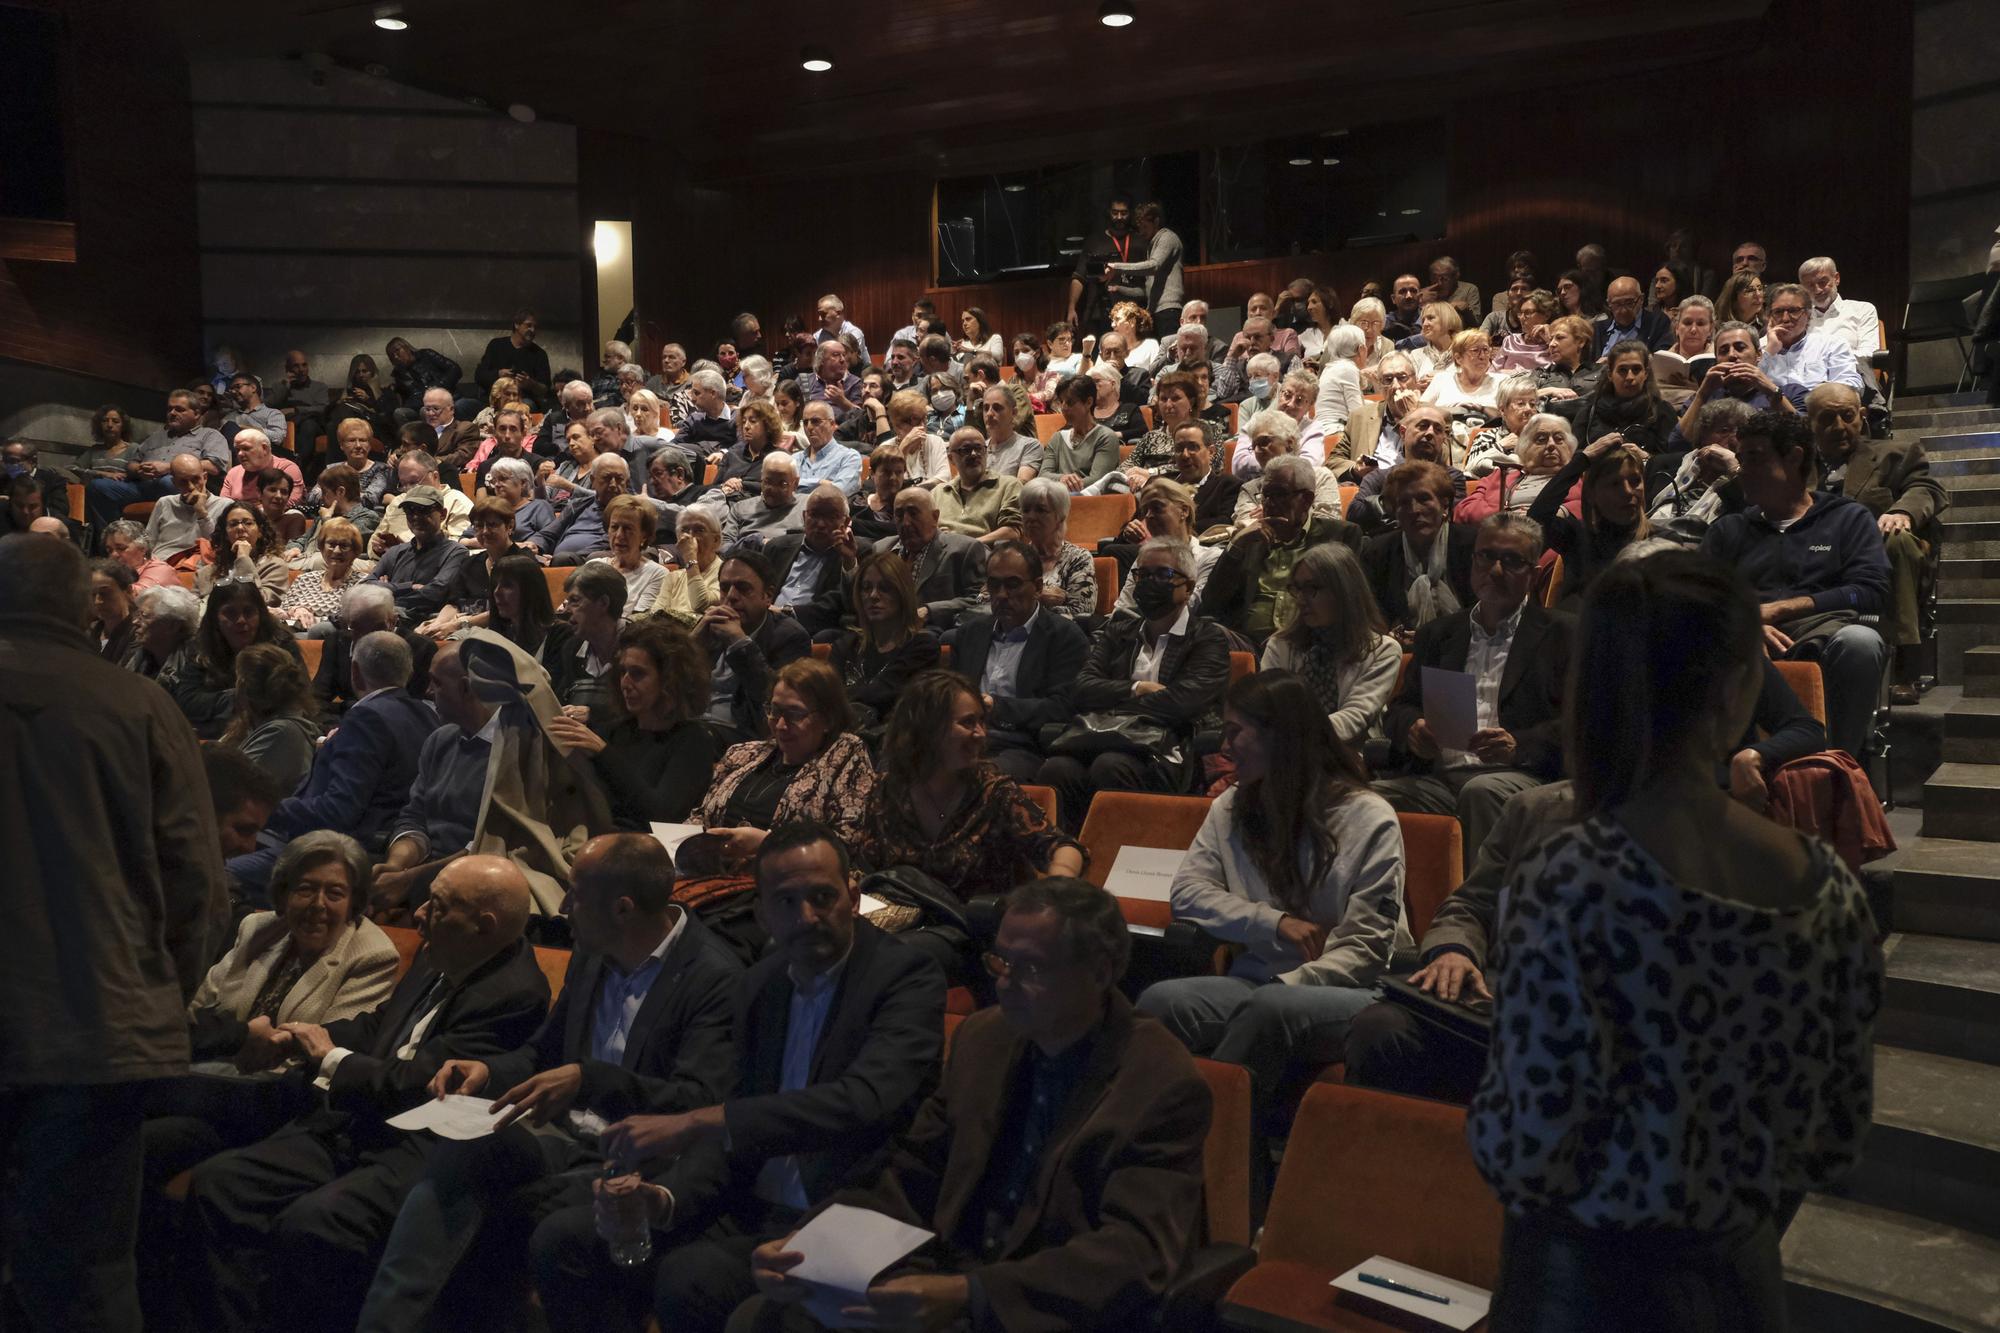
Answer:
89;556;140;662
1809;382;1945;702
825;551;942;725
1231;412;1346;528
736;877;1211;1333
1531;315;1601;400
883;484;988;628
796;401;863;494
1362;460;1478;641
104;517;183;590
856;672;1085;983
536;380;597;459
219;426;303;505
125;582;202;681
1549;341;1681;454
363;483;467;630
696;550;812;741
723;451;806;548
1264;541;1405;743
531;821;942;1333
227;629;435;892
599;494;665;613
765;484;858;634
649;502;725;624
1592;275;1675;357
1377;512;1573;862
1700;411;1889;756
142;453;233;567
1527;435;1653;607
219;643;322;793
415;499;533;639
950;541;1091;781
1206;454;1362;643
312;583;436;723
354;834;741;1333
533;453;632;565
87;389;231;529
540;561;629;726
166;579;303;738
1673;319;1794;447
1801;255;1884;385
288;463;380;561
195;501;291;604
991;477;1097;621
184;856;548;1333
1044;373;1125;494
1142;671;1410;1185
977;383;1044;484
374;448;473;553
1459;387;1576;506
474;311;551;410
1039;537;1230;827
1761;282;1864;405
1345;402;1466;532
1468;549;1878;1333
1421;329;1504;416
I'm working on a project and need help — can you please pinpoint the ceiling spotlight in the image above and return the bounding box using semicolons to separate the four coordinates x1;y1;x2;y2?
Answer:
1098;1;1135;27
1322;157;1341;166
1287;157;1312;167
1003;183;1027;193
507;103;536;123
801;46;834;72
1400;208;1422;215
372;6;406;29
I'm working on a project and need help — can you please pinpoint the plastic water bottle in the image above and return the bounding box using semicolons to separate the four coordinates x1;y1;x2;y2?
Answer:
596;1166;653;1268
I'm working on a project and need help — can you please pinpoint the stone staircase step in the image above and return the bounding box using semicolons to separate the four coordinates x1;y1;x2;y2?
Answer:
1784;1194;2000;1333
1900;391;1986;410
1928;452;2000;477
1922;431;2000;456
1938;622;2000;686
1879;932;2000;1065
1940;519;2000;547
1937;479;2000;504
1888;834;2000;941
1841;1044;2000;1241
1944;539;2000;559
1942;695;2000;763
1904;408;2000;432
1921;762;2000;840
1966;646;2000;698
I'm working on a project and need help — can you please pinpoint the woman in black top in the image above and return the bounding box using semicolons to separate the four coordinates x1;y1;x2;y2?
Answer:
1551;342;1680;454
418;498;533;638
1529;433;1653;607
547;618;718;829
826;551;940;724
485;553;556;655
166;580;302;739
326;353;398;443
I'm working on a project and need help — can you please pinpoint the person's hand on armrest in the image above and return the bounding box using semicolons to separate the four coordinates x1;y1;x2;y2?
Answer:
1408;950;1489;1003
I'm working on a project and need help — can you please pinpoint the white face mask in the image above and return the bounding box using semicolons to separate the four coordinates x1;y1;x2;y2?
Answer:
1014;353;1037;376
929;390;958;415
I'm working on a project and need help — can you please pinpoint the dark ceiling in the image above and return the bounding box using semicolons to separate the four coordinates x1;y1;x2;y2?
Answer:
159;0;1769;184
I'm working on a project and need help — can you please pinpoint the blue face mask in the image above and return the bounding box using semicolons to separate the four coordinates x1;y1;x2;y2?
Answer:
1248;379;1274;402
2;462;27;478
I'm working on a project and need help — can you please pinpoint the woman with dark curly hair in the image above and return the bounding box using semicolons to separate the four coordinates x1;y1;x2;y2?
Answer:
165;579;300;738
855;669;1084;982
545;617;720;829
195;500;291;604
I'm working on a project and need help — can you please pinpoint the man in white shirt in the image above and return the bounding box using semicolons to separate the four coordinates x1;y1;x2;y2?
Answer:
812;293;870;369
144;454;233;565
1761;283;1864;407
1799;256;1884;387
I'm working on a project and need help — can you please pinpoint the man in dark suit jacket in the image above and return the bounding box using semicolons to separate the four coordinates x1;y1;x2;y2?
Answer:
1360;518;1478;638
734;878;1210;1333
877;485;988;628
531;821;945;1333
1375;513;1573;867
311;583;435;726
702;549;813;741
766;487;855;637
1038;537;1232;828
230;630;438;892
186;857;551;1333
354;835;741;1332
1591;276;1674;357
1203;457;1362;644
951;541;1091;781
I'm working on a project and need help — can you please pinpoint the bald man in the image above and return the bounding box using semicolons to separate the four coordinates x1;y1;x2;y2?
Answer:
1592;274;1674;358
1809;382;1947;702
186;855;550;1333
357;835;742;1331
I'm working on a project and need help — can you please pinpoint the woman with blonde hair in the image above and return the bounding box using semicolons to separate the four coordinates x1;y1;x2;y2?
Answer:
1111;300;1161;373
277;515;365;635
1408;300;1464;385
1421;329;1502;414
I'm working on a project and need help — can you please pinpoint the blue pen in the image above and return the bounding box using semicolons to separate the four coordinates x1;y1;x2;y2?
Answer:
1358;1271;1451;1305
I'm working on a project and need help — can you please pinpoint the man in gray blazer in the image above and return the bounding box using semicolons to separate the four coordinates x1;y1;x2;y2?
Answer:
949;541;1089;780
877;484;988;629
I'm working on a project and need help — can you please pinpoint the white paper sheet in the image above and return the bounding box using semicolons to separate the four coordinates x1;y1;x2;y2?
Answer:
1330;1256;1490;1330
385;1094;511;1141
1420;666;1479;752
1103;845;1186;903
787;1203;935;1329
648;822;705;858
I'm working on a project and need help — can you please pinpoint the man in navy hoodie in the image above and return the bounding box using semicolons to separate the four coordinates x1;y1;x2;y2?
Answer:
1701;411;1889;758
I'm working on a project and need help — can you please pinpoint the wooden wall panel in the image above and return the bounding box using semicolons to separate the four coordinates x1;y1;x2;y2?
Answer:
0;0;202;392
608;0;1909;363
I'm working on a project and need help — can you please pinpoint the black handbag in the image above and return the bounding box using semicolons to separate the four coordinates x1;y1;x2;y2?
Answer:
1041;711;1183;766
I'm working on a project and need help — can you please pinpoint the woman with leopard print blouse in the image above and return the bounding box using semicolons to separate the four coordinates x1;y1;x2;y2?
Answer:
1469;549;1881;1333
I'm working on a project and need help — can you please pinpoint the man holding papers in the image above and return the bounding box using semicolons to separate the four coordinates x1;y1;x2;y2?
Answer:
354;834;741;1331
731;879;1211;1333
184;857;549;1333
530;820;944;1333
1374;512;1573;865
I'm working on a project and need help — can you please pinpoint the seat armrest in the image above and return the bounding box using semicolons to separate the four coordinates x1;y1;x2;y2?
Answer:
1155;1243;1259;1331
1868;347;1894;369
964;894;1008;949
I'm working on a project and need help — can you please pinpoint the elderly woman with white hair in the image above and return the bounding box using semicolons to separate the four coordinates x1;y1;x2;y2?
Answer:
1235;368;1332;481
1313;323;1367;435
1350;296;1393;379
1461;374;1546;477
1036;533;1233;826
122;582;203;680
1453;410;1584;525
1232;410;1345;528
484;455;555;542
646;501;725;624
983;477;1098;621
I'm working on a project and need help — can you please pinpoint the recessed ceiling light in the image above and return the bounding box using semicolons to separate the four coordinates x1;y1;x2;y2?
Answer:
1401;208;1422;215
1098;1;1135;26
1003;183;1027;193
1287;157;1313;167
373;6;406;29
1065;235;1085;242
1322;157;1340;166
801;46;833;72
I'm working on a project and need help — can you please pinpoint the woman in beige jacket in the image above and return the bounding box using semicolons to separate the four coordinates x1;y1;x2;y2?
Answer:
142;830;400;1186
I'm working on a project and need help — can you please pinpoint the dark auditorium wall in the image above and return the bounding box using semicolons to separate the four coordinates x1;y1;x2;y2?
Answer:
612;0;1911;363
0;0;201;448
